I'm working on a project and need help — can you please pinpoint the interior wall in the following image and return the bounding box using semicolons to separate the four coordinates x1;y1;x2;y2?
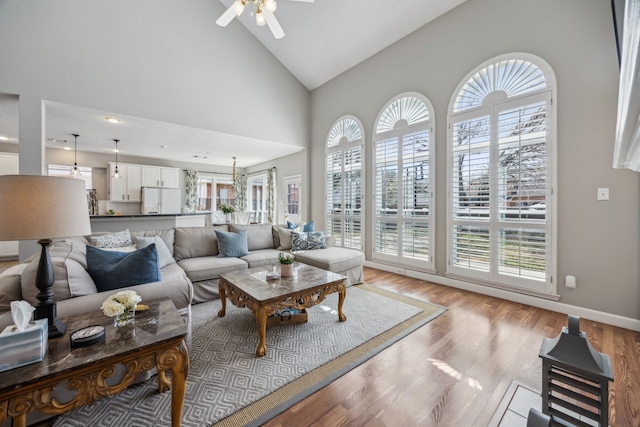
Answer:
310;0;639;319
0;0;309;164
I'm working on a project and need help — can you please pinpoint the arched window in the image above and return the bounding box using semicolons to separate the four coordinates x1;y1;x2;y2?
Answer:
373;93;435;271
326;116;364;249
448;54;556;295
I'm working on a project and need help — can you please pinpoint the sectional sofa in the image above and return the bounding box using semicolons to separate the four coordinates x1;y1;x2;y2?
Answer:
0;223;365;332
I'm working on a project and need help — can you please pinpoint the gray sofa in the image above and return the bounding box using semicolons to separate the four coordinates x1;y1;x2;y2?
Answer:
0;223;364;331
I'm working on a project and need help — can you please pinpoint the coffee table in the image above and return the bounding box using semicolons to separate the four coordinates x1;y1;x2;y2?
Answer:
0;299;189;427
218;262;347;357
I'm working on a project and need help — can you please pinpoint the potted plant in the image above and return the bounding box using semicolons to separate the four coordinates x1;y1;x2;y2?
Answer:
219;203;235;222
278;252;295;277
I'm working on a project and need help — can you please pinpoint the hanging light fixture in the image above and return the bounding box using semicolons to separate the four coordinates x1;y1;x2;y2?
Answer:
112;139;120;178
216;0;314;40
70;133;81;177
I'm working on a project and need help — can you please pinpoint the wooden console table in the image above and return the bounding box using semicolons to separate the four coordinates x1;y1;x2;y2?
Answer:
0;299;189;427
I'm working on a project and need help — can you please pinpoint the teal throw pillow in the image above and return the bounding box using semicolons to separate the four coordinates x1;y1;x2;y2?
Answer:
291;231;327;251
86;244;161;292
215;229;250;257
287;220;315;232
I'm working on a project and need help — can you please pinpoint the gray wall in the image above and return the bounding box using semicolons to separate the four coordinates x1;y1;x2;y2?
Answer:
310;0;640;319
0;0;309;166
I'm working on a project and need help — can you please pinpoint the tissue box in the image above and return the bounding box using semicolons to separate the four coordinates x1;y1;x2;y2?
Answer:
0;318;48;372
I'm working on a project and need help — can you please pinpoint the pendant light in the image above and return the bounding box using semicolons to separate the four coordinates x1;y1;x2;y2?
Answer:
112;139;120;178
70;133;81;177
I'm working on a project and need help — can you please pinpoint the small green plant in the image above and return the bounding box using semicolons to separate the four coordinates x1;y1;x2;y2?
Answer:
278;252;295;265
104;209;115;215
219;203;235;214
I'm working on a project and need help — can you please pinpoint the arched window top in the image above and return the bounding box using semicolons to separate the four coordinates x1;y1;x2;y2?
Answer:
453;58;548;113
327;116;363;147
376;94;430;134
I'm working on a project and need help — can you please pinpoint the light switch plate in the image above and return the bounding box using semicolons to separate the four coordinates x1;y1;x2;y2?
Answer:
597;188;609;201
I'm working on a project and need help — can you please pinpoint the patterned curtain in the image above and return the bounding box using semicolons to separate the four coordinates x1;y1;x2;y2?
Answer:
234;173;248;212
88;189;99;215
266;167;276;223
185;170;198;211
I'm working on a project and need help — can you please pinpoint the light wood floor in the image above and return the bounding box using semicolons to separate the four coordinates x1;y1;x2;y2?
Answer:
2;261;637;426
264;267;640;427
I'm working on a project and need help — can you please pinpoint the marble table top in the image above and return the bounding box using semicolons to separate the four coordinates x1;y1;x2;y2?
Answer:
0;299;187;392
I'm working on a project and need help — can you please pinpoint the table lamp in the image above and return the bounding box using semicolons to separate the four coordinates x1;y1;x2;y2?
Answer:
0;175;92;338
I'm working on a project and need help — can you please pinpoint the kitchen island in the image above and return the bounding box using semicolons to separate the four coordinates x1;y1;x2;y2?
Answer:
90;212;210;233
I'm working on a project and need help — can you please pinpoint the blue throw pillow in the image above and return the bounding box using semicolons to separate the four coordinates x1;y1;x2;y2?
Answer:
287;220;314;232
215;229;250;257
291;231;327;251
86;244;161;292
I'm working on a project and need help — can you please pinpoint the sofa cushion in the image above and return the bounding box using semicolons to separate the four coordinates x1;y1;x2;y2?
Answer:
215;229;250;257
135;236;175;268
291;231;327;251
86;244;161;292
177;256;248;283
230;223;274;251
292;247;365;273
88;229;133;249
276;226;299;250
173;225;228;261
288;220;314;232
21;239;97;306
240;249;282;268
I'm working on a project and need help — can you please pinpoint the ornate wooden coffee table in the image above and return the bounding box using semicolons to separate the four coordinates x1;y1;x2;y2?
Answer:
218;262;347;357
0;299;189;427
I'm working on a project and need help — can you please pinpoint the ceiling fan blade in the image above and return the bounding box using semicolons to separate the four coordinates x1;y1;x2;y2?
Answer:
216;5;238;27
262;8;285;39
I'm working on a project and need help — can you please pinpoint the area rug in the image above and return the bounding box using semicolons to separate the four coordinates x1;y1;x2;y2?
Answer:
53;284;446;427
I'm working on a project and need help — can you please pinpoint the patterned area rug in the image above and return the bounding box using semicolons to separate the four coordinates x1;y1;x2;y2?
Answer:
54;284;445;427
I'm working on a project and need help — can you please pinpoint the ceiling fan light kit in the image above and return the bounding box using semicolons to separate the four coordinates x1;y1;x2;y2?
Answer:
216;0;313;40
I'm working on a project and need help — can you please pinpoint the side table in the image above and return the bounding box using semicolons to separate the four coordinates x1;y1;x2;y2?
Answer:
0;299;189;427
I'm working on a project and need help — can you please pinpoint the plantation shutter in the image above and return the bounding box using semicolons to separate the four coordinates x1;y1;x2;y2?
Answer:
375;137;399;257
326;151;342;242
343;146;362;249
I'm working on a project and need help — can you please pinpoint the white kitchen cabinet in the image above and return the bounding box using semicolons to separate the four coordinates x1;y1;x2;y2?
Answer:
0;153;19;258
141;165;179;188
109;163;141;202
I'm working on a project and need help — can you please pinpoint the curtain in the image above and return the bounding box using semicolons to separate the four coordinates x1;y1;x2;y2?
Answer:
234;173;248;212
267;167;276;223
88;189;99;215
185;170;198;211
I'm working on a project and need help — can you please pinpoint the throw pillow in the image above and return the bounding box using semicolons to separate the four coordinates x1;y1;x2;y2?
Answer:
135;236;175;268
86;244;161;292
287;220;314;232
215;229;250;257
291;231;327;251
88;229;133;249
277;226;300;250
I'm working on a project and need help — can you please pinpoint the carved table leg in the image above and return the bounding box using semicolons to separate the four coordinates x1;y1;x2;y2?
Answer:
218;280;227;317
13;414;26;427
255;305;268;357
158;370;171;393
169;341;189;427
337;284;347;322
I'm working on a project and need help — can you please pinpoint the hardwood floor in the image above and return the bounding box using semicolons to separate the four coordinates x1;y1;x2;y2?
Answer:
1;262;637;426
264;267;640;427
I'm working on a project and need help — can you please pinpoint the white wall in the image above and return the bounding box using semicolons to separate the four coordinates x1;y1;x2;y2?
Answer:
310;0;640;319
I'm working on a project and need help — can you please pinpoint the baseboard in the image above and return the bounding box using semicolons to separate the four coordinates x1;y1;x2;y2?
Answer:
364;261;640;332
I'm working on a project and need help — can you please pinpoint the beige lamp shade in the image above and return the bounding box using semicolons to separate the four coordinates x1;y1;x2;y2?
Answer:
0;175;92;241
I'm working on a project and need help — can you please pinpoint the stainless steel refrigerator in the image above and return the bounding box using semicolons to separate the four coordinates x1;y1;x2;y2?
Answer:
141;187;181;214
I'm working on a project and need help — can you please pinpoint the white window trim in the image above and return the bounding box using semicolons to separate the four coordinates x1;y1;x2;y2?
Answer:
248;173;268;219
446;53;558;296
371;92;436;272
325;115;365;251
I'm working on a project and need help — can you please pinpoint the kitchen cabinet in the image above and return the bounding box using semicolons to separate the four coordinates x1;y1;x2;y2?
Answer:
0;153;19;258
109;163;141;202
141;166;180;188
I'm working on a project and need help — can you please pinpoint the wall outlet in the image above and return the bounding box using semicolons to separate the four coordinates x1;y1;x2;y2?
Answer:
565;275;576;289
597;188;609;201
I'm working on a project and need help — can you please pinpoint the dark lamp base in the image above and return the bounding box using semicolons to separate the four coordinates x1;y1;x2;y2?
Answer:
33;239;67;339
35;302;67;338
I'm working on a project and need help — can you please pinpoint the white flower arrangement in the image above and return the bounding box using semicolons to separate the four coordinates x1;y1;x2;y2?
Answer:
101;290;142;318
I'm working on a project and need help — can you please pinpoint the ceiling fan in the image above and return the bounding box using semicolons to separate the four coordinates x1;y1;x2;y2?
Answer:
216;0;314;39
